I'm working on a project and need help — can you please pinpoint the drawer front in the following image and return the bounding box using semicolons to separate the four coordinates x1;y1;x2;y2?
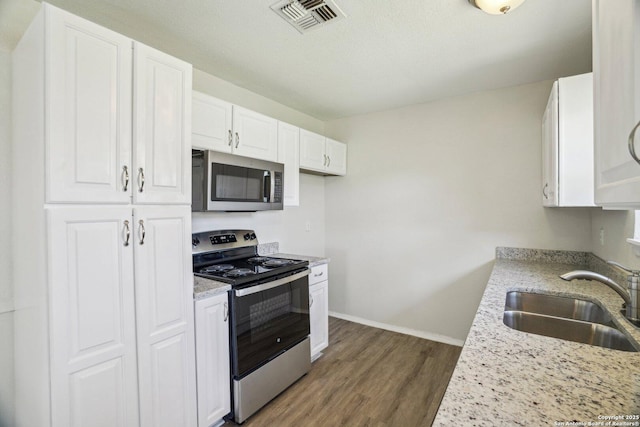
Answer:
309;264;328;286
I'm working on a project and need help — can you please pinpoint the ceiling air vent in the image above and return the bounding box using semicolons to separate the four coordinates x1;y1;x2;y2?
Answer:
271;0;346;34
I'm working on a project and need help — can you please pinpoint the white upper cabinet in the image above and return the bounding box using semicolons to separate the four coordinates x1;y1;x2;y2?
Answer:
300;129;326;171
46;5;133;204
542;81;559;206
593;0;640;208
133;43;192;205
300;130;347;176
542;74;595;207
191;91;278;162
45;5;191;205
232;106;278;161
325;138;347;176
277;122;300;206
192;92;233;153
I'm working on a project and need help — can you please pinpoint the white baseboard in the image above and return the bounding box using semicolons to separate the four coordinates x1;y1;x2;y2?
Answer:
328;311;465;347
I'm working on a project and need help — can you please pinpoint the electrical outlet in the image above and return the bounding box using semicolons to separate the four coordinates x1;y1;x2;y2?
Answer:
599;227;605;246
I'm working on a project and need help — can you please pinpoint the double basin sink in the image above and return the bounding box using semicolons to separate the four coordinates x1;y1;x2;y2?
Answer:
503;291;638;352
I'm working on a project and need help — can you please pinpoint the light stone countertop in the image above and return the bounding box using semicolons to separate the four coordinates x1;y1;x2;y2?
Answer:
433;257;640;426
271;253;330;268
193;276;231;300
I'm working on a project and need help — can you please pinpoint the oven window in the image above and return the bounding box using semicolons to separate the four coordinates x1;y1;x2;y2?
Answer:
249;292;291;332
232;276;309;378
211;163;264;202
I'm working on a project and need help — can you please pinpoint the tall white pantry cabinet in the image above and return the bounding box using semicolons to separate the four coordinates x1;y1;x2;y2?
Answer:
12;4;196;427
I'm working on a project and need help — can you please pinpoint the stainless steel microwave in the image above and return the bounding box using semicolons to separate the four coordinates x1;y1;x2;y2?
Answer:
192;150;284;212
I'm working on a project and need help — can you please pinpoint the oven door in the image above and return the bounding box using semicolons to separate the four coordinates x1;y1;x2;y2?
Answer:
230;269;310;379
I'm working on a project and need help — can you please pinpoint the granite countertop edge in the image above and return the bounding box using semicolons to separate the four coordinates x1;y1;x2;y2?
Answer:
193;276;231;300
433;247;640;426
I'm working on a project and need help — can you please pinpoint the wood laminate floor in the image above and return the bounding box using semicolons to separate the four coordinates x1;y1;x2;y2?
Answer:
224;317;461;427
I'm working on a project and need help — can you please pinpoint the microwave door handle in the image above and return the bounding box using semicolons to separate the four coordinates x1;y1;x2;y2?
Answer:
263;171;271;202
270;171;276;203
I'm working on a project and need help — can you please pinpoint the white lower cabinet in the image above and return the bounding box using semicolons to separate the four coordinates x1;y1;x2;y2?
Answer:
309;264;329;360
48;207;140;427
195;293;231;427
132;206;197;427
46;206;196;427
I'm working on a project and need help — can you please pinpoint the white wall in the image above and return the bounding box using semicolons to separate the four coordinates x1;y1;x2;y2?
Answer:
0;49;14;427
590;210;639;268
324;81;594;343
191;69;327;256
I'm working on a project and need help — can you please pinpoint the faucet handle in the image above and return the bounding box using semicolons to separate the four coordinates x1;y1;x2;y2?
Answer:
607;261;640;276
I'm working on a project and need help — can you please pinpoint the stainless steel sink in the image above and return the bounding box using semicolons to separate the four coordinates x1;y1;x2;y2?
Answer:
504;291;612;325
503;292;638;352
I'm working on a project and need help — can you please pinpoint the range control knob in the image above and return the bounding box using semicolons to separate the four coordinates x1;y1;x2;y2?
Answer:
250;232;257;240
243;233;251;241
192;237;200;247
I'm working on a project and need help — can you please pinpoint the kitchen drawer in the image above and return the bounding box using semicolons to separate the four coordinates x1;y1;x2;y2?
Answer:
309;264;328;286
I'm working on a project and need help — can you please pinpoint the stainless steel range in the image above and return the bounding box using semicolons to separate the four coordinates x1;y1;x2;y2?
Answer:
192;229;311;424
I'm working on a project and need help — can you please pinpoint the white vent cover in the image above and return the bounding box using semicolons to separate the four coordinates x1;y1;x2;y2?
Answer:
271;0;346;34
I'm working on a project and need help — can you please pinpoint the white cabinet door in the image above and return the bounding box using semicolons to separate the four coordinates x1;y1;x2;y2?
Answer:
309;280;329;359
48;207;139;427
542;81;559;207
557;74;595;207
192;91;233;152
300;129;326;172
594;0;640;207
232;106;278;161
277;122;300;207
325;138;347;176
133;43;192;205
195;293;231;427
46;6;132;204
133;206;197;427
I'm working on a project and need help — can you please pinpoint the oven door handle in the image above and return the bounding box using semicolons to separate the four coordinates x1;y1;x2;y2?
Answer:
234;269;311;297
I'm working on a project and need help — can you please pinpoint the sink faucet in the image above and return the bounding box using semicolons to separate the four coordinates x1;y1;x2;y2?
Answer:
560;261;640;325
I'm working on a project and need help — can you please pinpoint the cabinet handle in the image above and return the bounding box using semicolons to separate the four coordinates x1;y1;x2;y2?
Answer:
309;294;314;308
138;220;146;245
628;119;640;165
235;132;240;148
137;168;145;193
542;183;549;199
123;220;131;247
323;154;327;166
327;156;331;167
223;302;229;322
314;271;324;277
228;130;233;146
122;166;129;192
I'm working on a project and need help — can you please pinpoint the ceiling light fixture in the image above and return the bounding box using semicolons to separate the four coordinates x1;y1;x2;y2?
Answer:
468;0;525;15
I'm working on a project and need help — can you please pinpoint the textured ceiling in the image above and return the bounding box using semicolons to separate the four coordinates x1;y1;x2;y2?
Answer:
0;0;592;120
